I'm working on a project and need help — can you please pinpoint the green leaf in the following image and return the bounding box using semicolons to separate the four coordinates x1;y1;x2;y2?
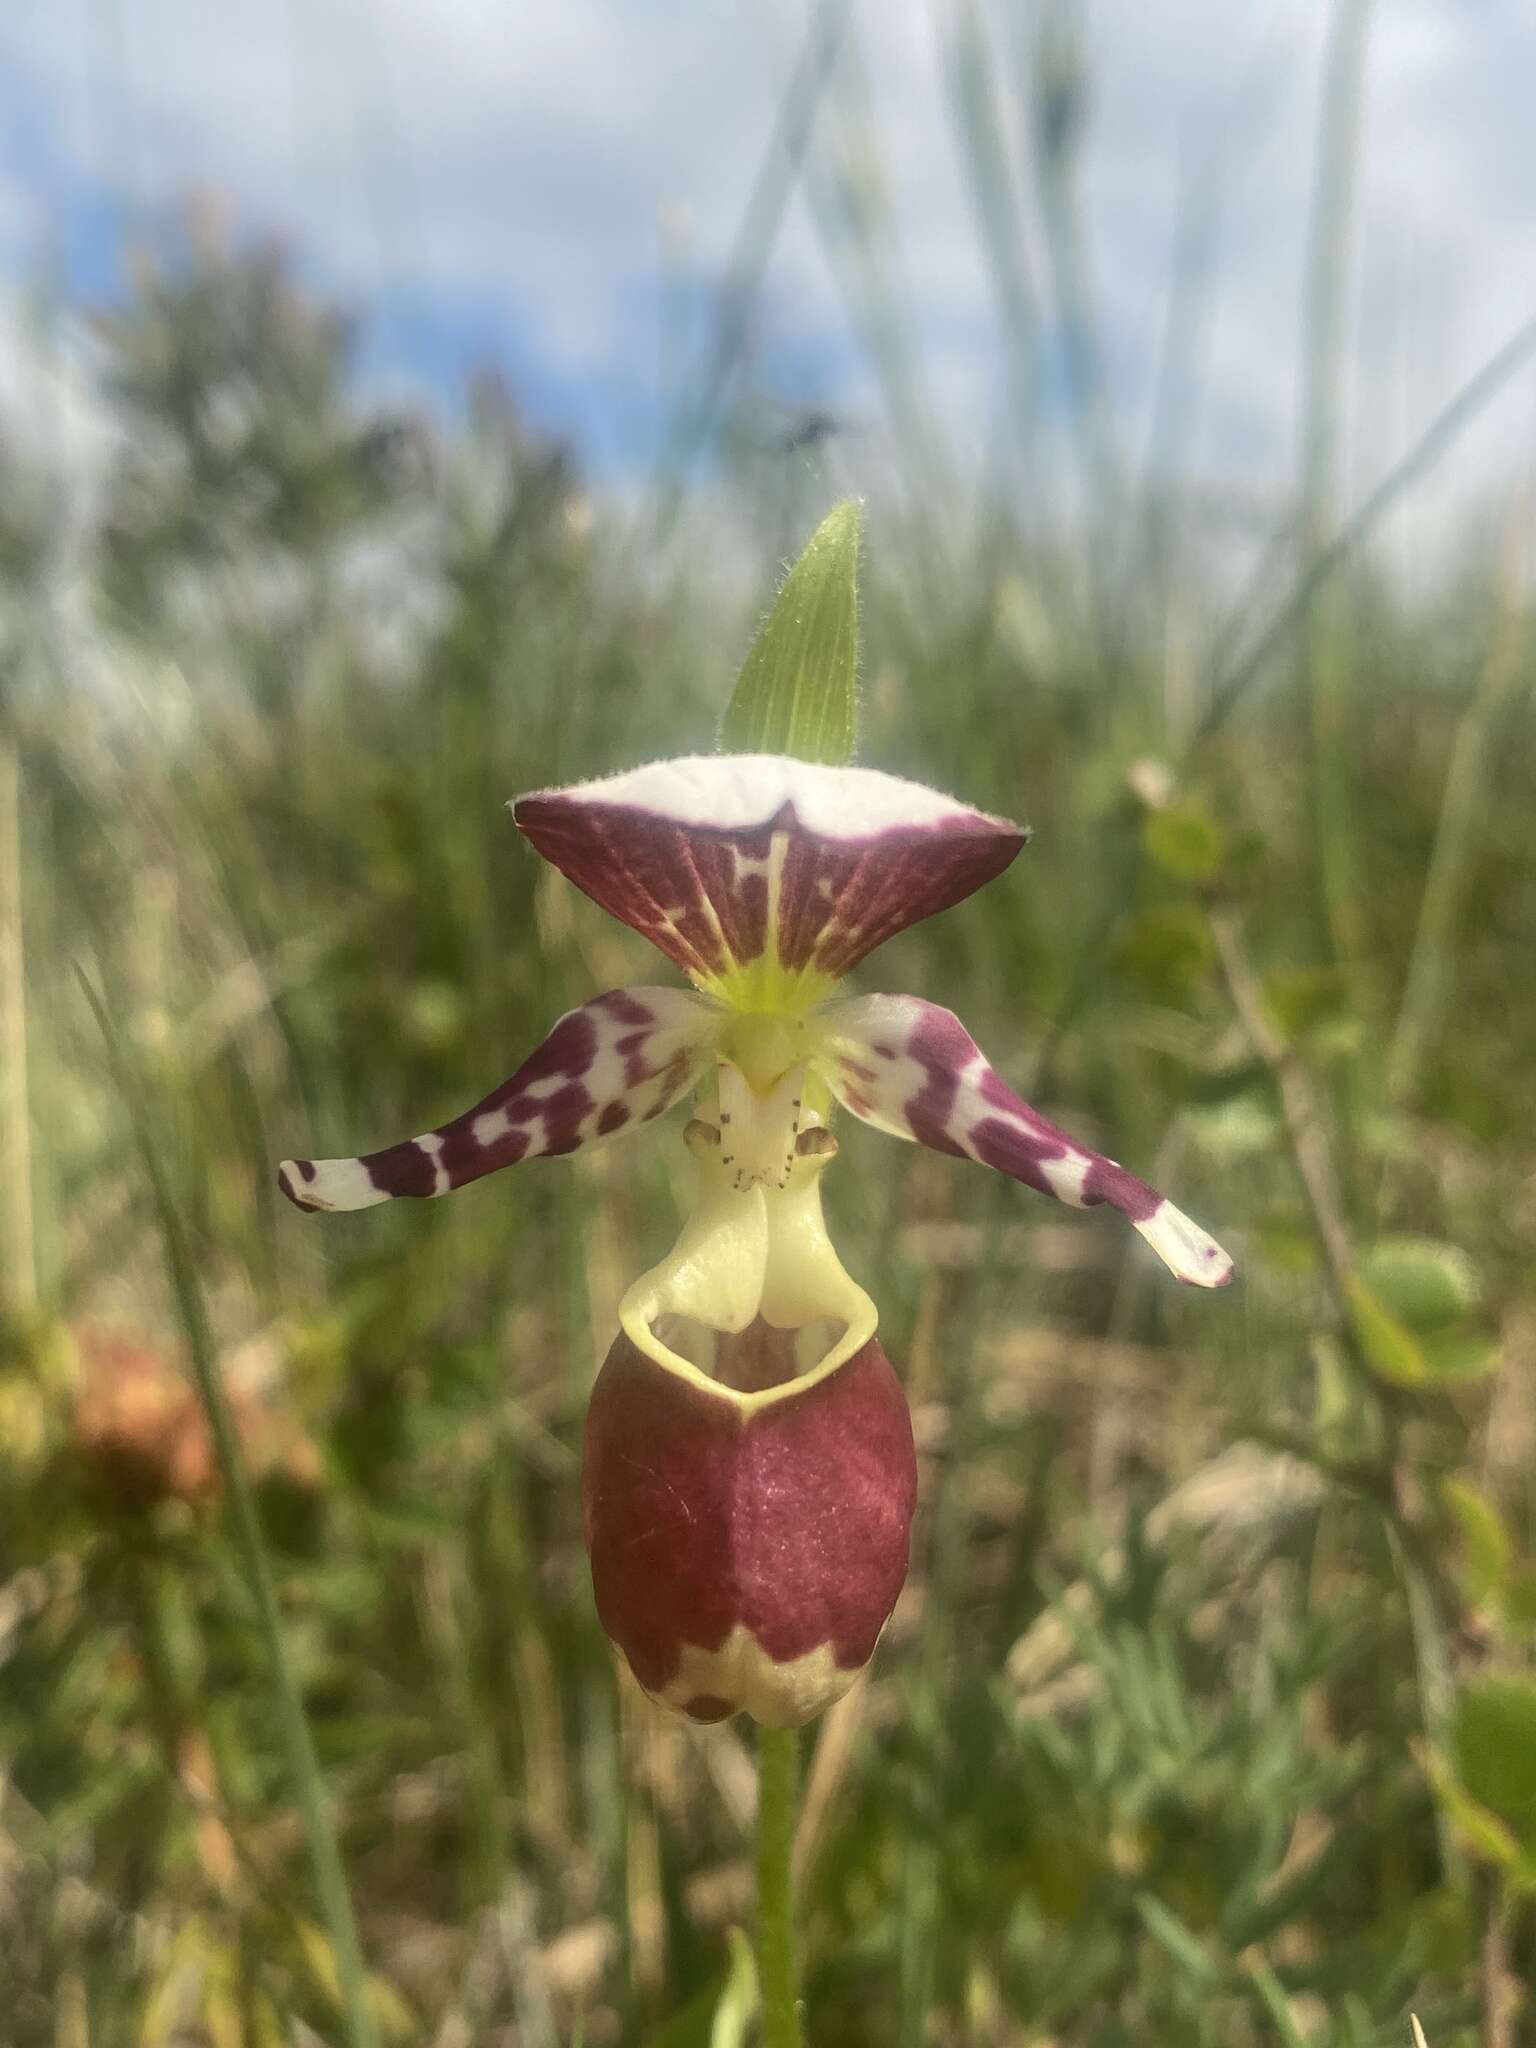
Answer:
1112;904;1214;1001
1346;1275;1431;1387
1310;1330;1358;1442
1261;966;1348;1043
709;1929;759;2048
1428;1753;1526;1874
1441;1476;1511;1604
721;500;861;765
1244;1957;1311;2048
148;1556;206;1703
1453;1675;1536;1847
1502;1563;1536;1629
1132;1892;1220;1983
1362;1237;1480;1333
1182;1059;1270;1106
1422;1331;1501;1386
1354;1240;1495;1385
1141;798;1225;884
1349;1248;1495;1388
1254;1218;1323;1273
641;1930;758;2048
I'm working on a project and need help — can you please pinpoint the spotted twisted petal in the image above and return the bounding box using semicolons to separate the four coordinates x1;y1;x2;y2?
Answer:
814;995;1234;1288
278;987;718;1213
513;755;1027;996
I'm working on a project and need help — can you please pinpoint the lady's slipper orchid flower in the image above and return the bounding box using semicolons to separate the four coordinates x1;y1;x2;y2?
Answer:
279;754;1232;1724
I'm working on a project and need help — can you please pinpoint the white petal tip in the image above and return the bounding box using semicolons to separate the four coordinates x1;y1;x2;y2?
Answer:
1134;1204;1235;1289
278;1157;390;1214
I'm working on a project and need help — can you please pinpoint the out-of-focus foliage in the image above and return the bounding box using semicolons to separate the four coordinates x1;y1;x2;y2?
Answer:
2;95;1535;2048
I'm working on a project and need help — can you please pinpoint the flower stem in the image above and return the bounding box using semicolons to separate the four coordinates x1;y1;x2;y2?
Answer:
80;971;381;2048
756;1725;804;2047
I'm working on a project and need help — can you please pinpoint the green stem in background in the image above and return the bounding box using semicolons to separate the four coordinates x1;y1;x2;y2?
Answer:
940;0;1040;475
756;1726;804;2048
1189;305;1536;755
79;971;381;2048
1;729;36;1312
1134;132;1223;649
1296;0;1373;1212
1386;502;1532;1111
1024;0;1121;630
655;0;852;536
804;32;954;562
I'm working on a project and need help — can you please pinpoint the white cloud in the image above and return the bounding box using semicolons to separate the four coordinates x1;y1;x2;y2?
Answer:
0;0;1534;549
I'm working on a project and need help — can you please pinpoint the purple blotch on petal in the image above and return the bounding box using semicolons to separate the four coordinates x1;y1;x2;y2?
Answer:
816;993;1234;1287
278;987;715;1215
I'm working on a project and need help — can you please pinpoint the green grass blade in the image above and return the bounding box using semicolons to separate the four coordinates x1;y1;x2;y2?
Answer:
655;0;852;530
78;968;381;2048
0;730;35;1310
1297;0;1373;974
1190;306;1536;751
720;501;860;766
1386;512;1532;1108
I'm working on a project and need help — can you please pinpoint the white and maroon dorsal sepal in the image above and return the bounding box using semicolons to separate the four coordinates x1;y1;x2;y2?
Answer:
277;986;719;1213
513;754;1028;1004
809;994;1235;1289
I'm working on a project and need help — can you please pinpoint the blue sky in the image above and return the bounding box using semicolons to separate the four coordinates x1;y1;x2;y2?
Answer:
2;0;1535;537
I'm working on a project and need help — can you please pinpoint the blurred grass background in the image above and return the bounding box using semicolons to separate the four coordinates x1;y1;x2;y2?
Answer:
4;1;1536;2042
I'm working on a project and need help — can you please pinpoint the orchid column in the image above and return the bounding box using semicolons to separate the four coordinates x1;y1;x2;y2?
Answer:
277;502;1232;2039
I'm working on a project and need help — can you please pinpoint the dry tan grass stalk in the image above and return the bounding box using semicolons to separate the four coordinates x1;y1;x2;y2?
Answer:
794;1670;869;1884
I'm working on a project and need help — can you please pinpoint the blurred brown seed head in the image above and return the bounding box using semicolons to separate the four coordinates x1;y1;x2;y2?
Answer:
68;1327;320;1517
71;1329;220;1515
